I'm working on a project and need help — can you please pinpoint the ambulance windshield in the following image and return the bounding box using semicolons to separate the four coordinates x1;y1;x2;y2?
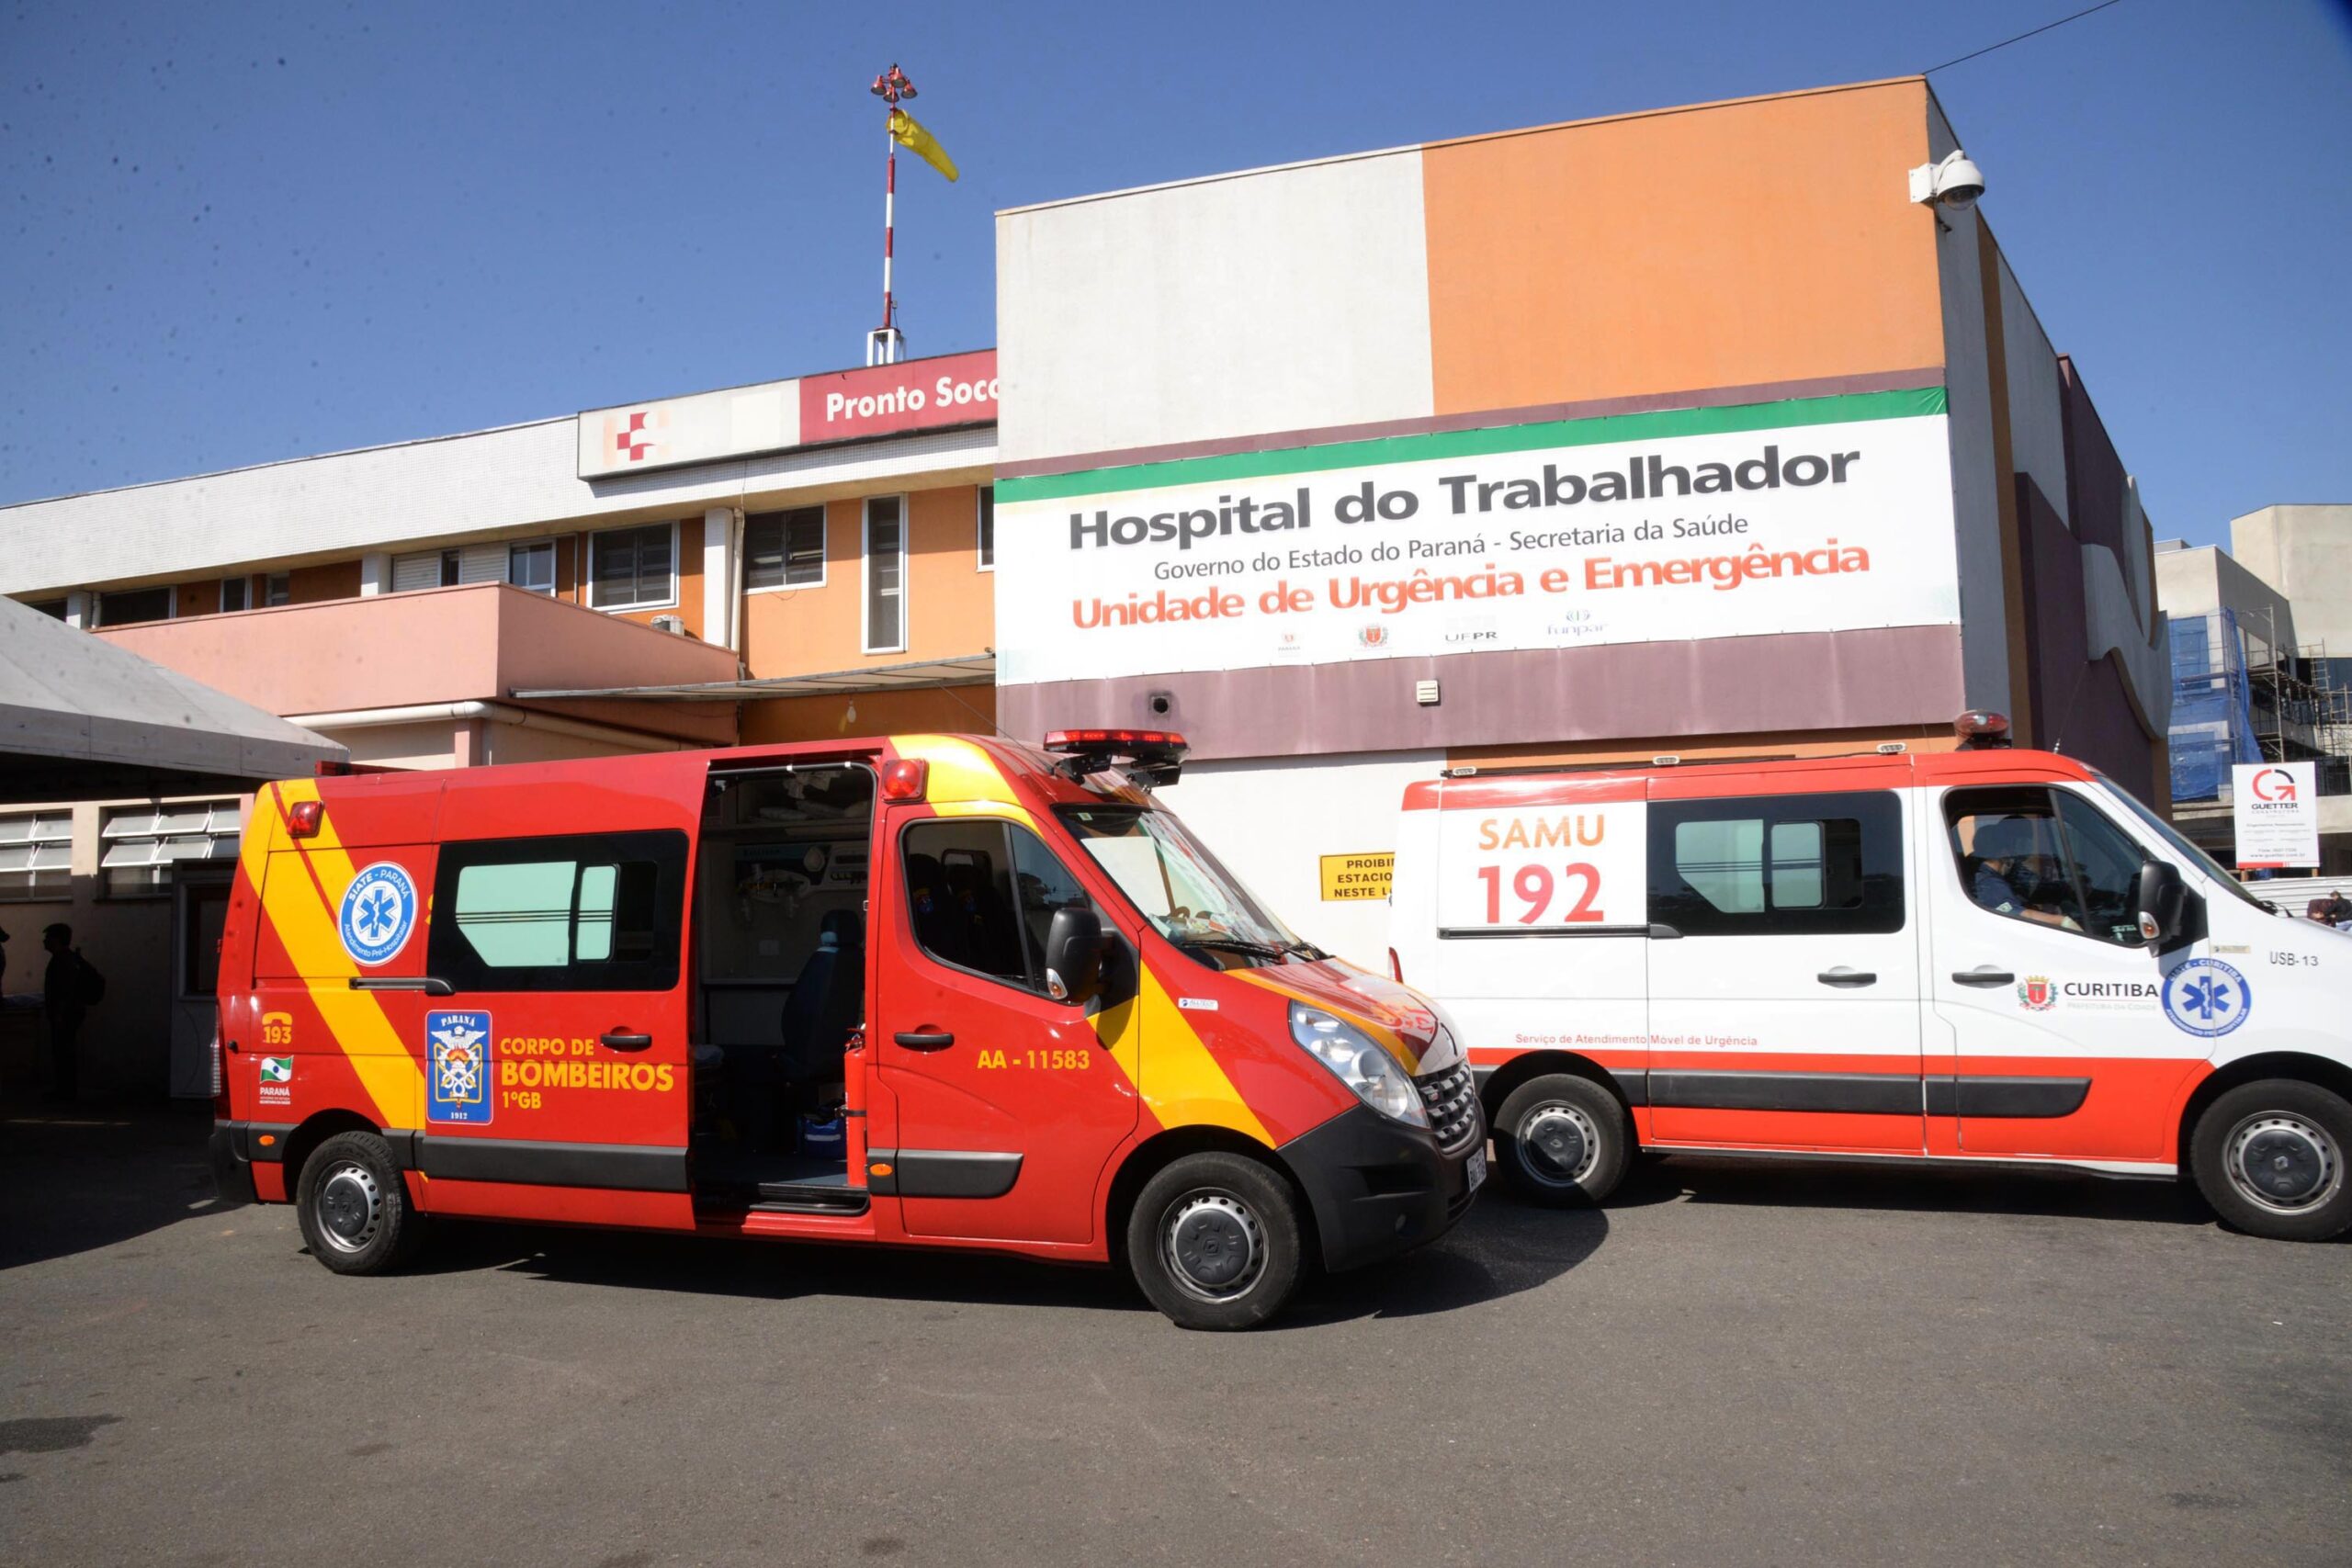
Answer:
1057;805;1317;968
2092;772;2270;913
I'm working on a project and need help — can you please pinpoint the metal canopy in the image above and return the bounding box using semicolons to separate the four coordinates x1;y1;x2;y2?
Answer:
512;651;996;704
0;597;345;803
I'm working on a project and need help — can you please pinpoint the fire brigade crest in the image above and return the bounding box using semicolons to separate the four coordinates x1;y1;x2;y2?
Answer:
2016;976;2055;1011
425;1010;494;1124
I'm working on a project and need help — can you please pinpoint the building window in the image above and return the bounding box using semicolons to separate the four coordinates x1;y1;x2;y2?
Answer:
977;486;995;570
25;598;67;620
393;543;508;592
864;496;906;653
0;812;73;901
744;508;827;591
264;573;291;606
99;801;241;899
95;586;173;627
508;541;556;595
1646;791;1905;937
590;523;677;611
220;577;250;613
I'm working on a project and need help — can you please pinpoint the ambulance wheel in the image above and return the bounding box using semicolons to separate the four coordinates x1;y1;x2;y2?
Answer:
297;1131;424;1274
1126;1153;1304;1331
1494;1074;1629;1208
2189;1079;2352;1242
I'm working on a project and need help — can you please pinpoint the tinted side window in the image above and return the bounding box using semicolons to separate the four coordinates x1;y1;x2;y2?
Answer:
903;818;1096;996
1649;791;1904;936
2056;793;2149;946
426;830;686;992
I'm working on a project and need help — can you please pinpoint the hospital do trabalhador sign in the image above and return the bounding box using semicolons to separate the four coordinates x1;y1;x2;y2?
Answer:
2233;761;2319;870
991;391;1960;685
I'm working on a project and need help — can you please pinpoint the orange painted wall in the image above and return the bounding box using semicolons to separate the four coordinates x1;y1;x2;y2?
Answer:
1420;79;1944;415
738;484;992;682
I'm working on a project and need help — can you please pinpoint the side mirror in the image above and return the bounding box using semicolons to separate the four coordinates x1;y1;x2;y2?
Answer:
2134;860;2186;945
1043;906;1105;1002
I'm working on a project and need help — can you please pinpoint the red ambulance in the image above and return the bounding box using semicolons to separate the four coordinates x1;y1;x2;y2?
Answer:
209;730;1482;1329
1387;714;2352;1241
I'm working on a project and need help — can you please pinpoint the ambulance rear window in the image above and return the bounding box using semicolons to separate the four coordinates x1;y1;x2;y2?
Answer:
427;830;686;992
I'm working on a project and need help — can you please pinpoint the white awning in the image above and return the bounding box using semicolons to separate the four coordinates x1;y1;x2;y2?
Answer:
0;597;345;801
511;651;996;704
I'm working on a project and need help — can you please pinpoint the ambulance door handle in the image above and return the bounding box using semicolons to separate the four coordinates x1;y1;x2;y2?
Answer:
1951;967;2014;987
599;1031;654;1052
894;1030;955;1051
1816;967;1877;987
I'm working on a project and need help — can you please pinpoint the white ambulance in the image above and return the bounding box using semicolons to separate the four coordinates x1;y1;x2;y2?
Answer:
1386;714;2352;1240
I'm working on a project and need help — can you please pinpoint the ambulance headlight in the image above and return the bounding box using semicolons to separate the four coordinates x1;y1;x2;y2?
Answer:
1290;1003;1428;1127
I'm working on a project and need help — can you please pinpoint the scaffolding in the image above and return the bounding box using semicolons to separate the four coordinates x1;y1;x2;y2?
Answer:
2170;609;2352;805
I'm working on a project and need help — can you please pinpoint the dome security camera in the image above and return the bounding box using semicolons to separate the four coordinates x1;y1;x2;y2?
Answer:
1909;149;1986;211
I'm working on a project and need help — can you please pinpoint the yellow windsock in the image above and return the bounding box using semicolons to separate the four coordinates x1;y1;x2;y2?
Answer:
888;107;959;182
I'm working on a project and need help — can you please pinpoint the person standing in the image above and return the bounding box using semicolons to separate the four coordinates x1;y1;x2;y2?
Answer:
42;922;98;1102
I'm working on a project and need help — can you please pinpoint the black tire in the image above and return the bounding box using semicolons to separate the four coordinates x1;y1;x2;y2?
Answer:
2188;1079;2352;1242
1125;1152;1305;1331
295;1131;425;1274
1493;1073;1631;1208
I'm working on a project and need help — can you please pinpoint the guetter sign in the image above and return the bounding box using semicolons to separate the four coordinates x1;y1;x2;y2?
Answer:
2233;760;2319;869
992;391;1959;685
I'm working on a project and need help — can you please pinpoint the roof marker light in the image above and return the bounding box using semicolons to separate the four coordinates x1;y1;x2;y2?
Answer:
879;759;928;803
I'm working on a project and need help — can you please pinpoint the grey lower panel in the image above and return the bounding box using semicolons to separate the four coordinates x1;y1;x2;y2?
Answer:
1923;1077;2093;1119
417;1136;690;1193
1649;1069;1920;1116
864;1148;1023;1199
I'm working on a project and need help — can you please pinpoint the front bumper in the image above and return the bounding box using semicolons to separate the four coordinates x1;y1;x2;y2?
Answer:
1279;1100;1483;1273
209;1121;257;1209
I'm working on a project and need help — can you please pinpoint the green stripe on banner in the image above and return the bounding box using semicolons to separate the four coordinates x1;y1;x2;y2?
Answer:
998;386;1949;504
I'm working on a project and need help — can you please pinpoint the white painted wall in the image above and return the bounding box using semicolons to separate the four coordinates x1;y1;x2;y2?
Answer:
0;419;994;598
998;149;1435;466
1154;749;1445;971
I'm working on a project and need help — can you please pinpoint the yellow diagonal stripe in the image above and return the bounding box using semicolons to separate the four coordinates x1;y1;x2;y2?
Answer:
255;780;424;1130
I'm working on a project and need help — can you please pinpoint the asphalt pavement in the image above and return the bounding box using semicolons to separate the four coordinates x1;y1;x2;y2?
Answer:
3;1105;2346;1567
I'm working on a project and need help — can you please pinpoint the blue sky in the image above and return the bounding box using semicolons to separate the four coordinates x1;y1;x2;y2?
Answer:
3;0;2346;547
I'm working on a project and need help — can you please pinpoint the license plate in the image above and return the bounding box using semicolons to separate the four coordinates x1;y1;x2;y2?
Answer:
1465;1147;1487;1192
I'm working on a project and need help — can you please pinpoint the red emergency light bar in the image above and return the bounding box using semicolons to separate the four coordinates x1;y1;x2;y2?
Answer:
1954;710;2012;750
1042;729;1190;787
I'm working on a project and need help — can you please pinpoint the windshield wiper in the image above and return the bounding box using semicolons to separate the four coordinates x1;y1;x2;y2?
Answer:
1170;934;1289;962
1280;940;1328;962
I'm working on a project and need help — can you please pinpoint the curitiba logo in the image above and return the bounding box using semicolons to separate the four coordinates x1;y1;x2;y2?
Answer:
338;862;420;966
2160;957;2252;1039
2016;976;2055;1011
